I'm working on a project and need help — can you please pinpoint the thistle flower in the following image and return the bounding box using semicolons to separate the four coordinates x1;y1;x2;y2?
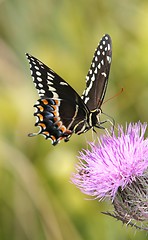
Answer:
71;122;148;230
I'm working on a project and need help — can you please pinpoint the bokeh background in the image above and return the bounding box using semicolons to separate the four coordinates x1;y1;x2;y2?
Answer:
0;0;148;239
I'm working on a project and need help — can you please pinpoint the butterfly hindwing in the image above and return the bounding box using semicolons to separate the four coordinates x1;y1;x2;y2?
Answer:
81;34;112;111
31;97;89;145
32;98;72;145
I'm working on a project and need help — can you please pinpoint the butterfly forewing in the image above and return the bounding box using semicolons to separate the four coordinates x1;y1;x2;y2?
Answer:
26;54;84;104
81;34;112;111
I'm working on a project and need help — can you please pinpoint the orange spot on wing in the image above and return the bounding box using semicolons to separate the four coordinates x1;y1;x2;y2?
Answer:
37;113;43;121
54;99;60;105
59;136;64;141
60;125;66;132
65;129;72;134
52;105;58;111
42;131;50;136
38;123;46;129
42;99;48;105
54;116;60;122
38;105;44;112
51;135;56;141
56;121;62;128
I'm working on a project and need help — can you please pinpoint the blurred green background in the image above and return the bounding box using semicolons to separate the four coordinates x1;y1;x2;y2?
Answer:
0;0;148;239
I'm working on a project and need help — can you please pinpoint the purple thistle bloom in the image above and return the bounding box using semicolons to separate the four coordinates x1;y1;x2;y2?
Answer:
71;122;148;230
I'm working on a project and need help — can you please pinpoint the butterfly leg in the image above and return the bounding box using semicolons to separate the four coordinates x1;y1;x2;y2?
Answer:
95;120;107;130
94;125;105;130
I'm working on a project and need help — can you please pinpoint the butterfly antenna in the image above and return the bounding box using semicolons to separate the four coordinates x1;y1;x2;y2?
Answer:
101;111;115;133
103;88;124;105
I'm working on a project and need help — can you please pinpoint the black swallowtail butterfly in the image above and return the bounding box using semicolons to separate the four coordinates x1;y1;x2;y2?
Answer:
26;34;112;145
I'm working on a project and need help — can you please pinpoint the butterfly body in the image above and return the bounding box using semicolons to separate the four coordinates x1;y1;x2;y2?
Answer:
26;34;112;145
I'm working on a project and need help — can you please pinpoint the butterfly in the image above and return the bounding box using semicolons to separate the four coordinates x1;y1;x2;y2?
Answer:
26;34;112;145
